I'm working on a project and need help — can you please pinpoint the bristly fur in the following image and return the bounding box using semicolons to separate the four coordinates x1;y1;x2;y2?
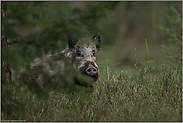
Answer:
22;35;101;88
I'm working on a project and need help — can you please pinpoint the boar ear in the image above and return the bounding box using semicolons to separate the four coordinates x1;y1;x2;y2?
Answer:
68;37;77;49
91;34;101;51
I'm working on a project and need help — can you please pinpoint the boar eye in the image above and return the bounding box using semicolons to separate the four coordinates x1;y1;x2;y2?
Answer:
92;50;95;56
77;51;84;57
77;51;81;56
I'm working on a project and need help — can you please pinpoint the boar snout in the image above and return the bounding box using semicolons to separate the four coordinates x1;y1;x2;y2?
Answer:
80;60;99;77
86;62;97;76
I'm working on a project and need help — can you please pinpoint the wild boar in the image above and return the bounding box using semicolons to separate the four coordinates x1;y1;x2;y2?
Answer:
21;35;101;89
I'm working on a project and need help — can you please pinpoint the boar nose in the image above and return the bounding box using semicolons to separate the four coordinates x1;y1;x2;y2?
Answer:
86;66;97;76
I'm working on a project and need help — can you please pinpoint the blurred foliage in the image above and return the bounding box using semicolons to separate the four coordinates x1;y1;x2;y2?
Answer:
1;1;119;120
96;1;181;73
158;6;182;67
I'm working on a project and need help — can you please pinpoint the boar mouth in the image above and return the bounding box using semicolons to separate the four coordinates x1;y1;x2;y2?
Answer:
73;61;99;87
80;67;98;81
74;67;98;88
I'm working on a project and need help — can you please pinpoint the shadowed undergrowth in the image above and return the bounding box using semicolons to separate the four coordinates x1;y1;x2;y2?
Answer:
11;61;181;122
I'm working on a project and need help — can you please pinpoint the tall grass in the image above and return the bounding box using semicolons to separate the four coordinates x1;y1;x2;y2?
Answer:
13;50;181;122
2;47;181;122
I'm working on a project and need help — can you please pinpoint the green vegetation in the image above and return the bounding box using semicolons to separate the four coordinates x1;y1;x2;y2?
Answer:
1;1;182;122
